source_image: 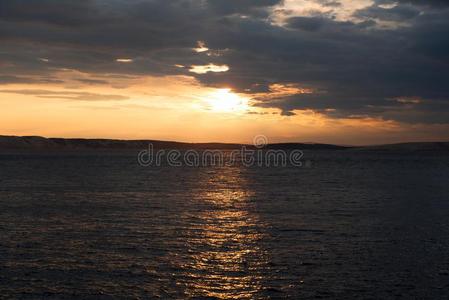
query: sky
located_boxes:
[0,0,448,145]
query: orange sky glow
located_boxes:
[1,69,447,145]
[1,0,449,145]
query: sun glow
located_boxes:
[205,89,249,113]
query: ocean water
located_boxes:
[0,150,448,299]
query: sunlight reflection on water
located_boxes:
[172,168,269,299]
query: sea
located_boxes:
[0,150,448,299]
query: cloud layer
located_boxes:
[1,0,448,123]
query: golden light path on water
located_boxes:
[170,167,269,299]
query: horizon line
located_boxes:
[1,134,449,148]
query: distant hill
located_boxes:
[354,142,449,152]
[0,135,240,150]
[266,143,347,150]
[0,136,447,152]
[0,135,348,151]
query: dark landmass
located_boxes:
[0,135,448,152]
[0,135,348,151]
[0,136,347,151]
[266,143,347,150]
[0,135,242,151]
[351,142,449,152]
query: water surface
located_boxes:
[0,151,448,299]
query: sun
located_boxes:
[205,88,249,113]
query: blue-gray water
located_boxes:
[0,151,448,299]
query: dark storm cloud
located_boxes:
[0,0,96,26]
[286,16,356,31]
[207,0,281,15]
[377,0,449,8]
[0,0,448,124]
[354,4,420,22]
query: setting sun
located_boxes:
[205,89,249,113]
